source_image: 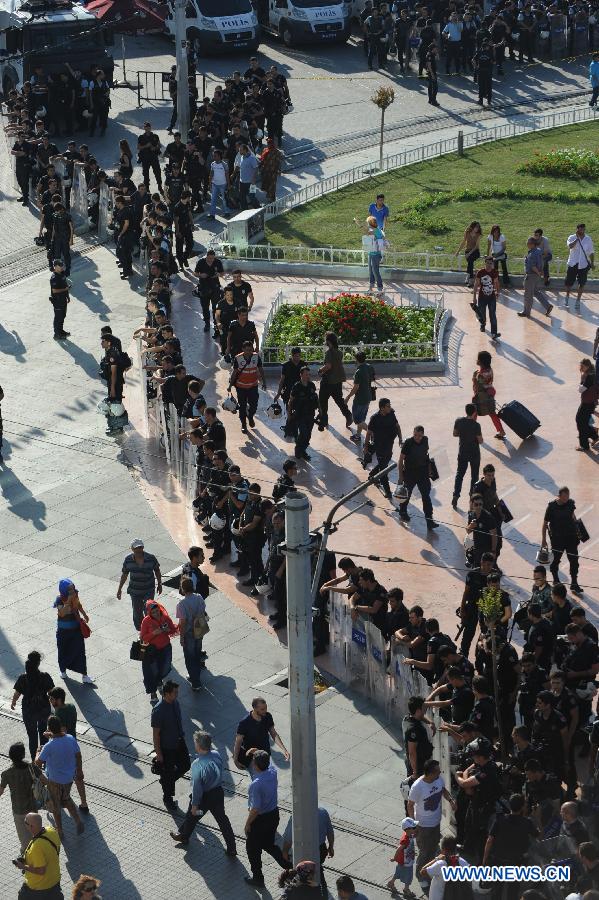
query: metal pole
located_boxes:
[121,33,127,84]
[174,0,190,139]
[310,462,396,602]
[284,491,320,879]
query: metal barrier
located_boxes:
[71,162,89,234]
[218,242,570,276]
[136,70,209,107]
[328,590,453,830]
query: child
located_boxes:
[388,816,418,897]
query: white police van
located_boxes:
[257,0,351,46]
[165,0,260,56]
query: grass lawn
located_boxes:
[266,122,599,256]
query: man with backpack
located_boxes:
[100,333,130,436]
[175,577,208,691]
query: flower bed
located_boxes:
[518,147,599,179]
[262,293,437,363]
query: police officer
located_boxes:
[288,366,319,462]
[532,690,568,784]
[195,250,224,336]
[397,426,438,530]
[472,463,505,561]
[518,652,550,730]
[473,39,494,107]
[49,258,70,340]
[458,552,495,658]
[542,486,582,595]
[229,341,267,435]
[402,696,434,778]
[456,740,502,861]
[273,347,305,438]
[50,202,74,276]
[174,189,194,270]
[113,195,133,279]
[363,398,402,499]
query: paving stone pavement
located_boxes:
[0,252,403,898]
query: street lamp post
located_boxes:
[174,0,190,140]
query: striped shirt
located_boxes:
[122,552,159,597]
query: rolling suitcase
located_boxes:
[497,400,540,439]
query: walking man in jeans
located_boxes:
[473,256,501,340]
[175,577,206,691]
[564,223,594,308]
[169,731,236,854]
[151,681,191,810]
[452,403,483,508]
[117,539,162,631]
[519,237,554,319]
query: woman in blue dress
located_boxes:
[54,579,94,683]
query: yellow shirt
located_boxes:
[24,826,61,890]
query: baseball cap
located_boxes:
[131,539,144,549]
[401,817,419,830]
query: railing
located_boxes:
[259,288,444,363]
[328,591,454,832]
[217,243,571,275]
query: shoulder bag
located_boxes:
[29,765,49,810]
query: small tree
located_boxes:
[477,585,508,766]
[371,85,395,171]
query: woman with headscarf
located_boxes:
[140,600,177,701]
[54,579,94,683]
[259,138,282,204]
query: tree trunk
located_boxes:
[379,108,385,170]
[489,622,508,768]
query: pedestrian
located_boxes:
[472,256,501,339]
[11,651,54,761]
[140,601,177,702]
[364,5,385,70]
[442,13,463,74]
[236,144,259,211]
[317,332,353,431]
[288,365,319,461]
[541,487,582,594]
[282,807,334,896]
[388,817,418,898]
[258,138,282,203]
[14,812,63,900]
[207,149,230,220]
[274,347,305,436]
[472,350,506,439]
[150,680,190,810]
[590,52,599,106]
[368,194,389,231]
[36,716,84,838]
[47,688,88,813]
[345,351,376,445]
[50,205,74,276]
[425,43,440,107]
[118,138,133,177]
[169,730,236,853]
[49,259,70,341]
[456,222,482,287]
[565,223,594,308]
[137,122,162,191]
[229,341,267,434]
[408,759,456,890]
[419,836,469,897]
[452,403,483,508]
[233,697,290,770]
[72,876,101,899]
[354,215,385,294]
[473,40,494,106]
[534,227,553,286]
[575,358,599,452]
[363,397,402,499]
[397,426,438,529]
[486,224,510,286]
[53,580,93,684]
[0,742,40,852]
[519,236,553,318]
[336,875,369,900]
[243,749,290,887]
[117,539,162,631]
[181,546,210,603]
[175,576,207,691]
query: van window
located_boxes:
[196,0,253,14]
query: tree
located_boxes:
[477,585,508,767]
[371,85,395,171]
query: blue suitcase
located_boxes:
[498,400,540,439]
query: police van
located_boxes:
[165,0,259,56]
[256,0,351,46]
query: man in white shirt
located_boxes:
[407,759,456,890]
[420,835,470,900]
[565,223,594,307]
[208,149,230,220]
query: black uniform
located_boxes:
[289,380,319,458]
[400,435,433,522]
[463,759,502,861]
[174,200,194,267]
[473,45,493,104]
[402,714,433,777]
[224,279,253,310]
[49,271,69,337]
[138,130,163,189]
[544,498,580,585]
[51,211,73,275]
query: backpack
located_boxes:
[119,351,133,371]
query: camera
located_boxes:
[12,857,25,867]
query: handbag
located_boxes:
[79,619,91,639]
[497,498,513,523]
[192,612,210,639]
[577,519,590,542]
[29,765,49,810]
[429,458,439,481]
[130,640,143,661]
